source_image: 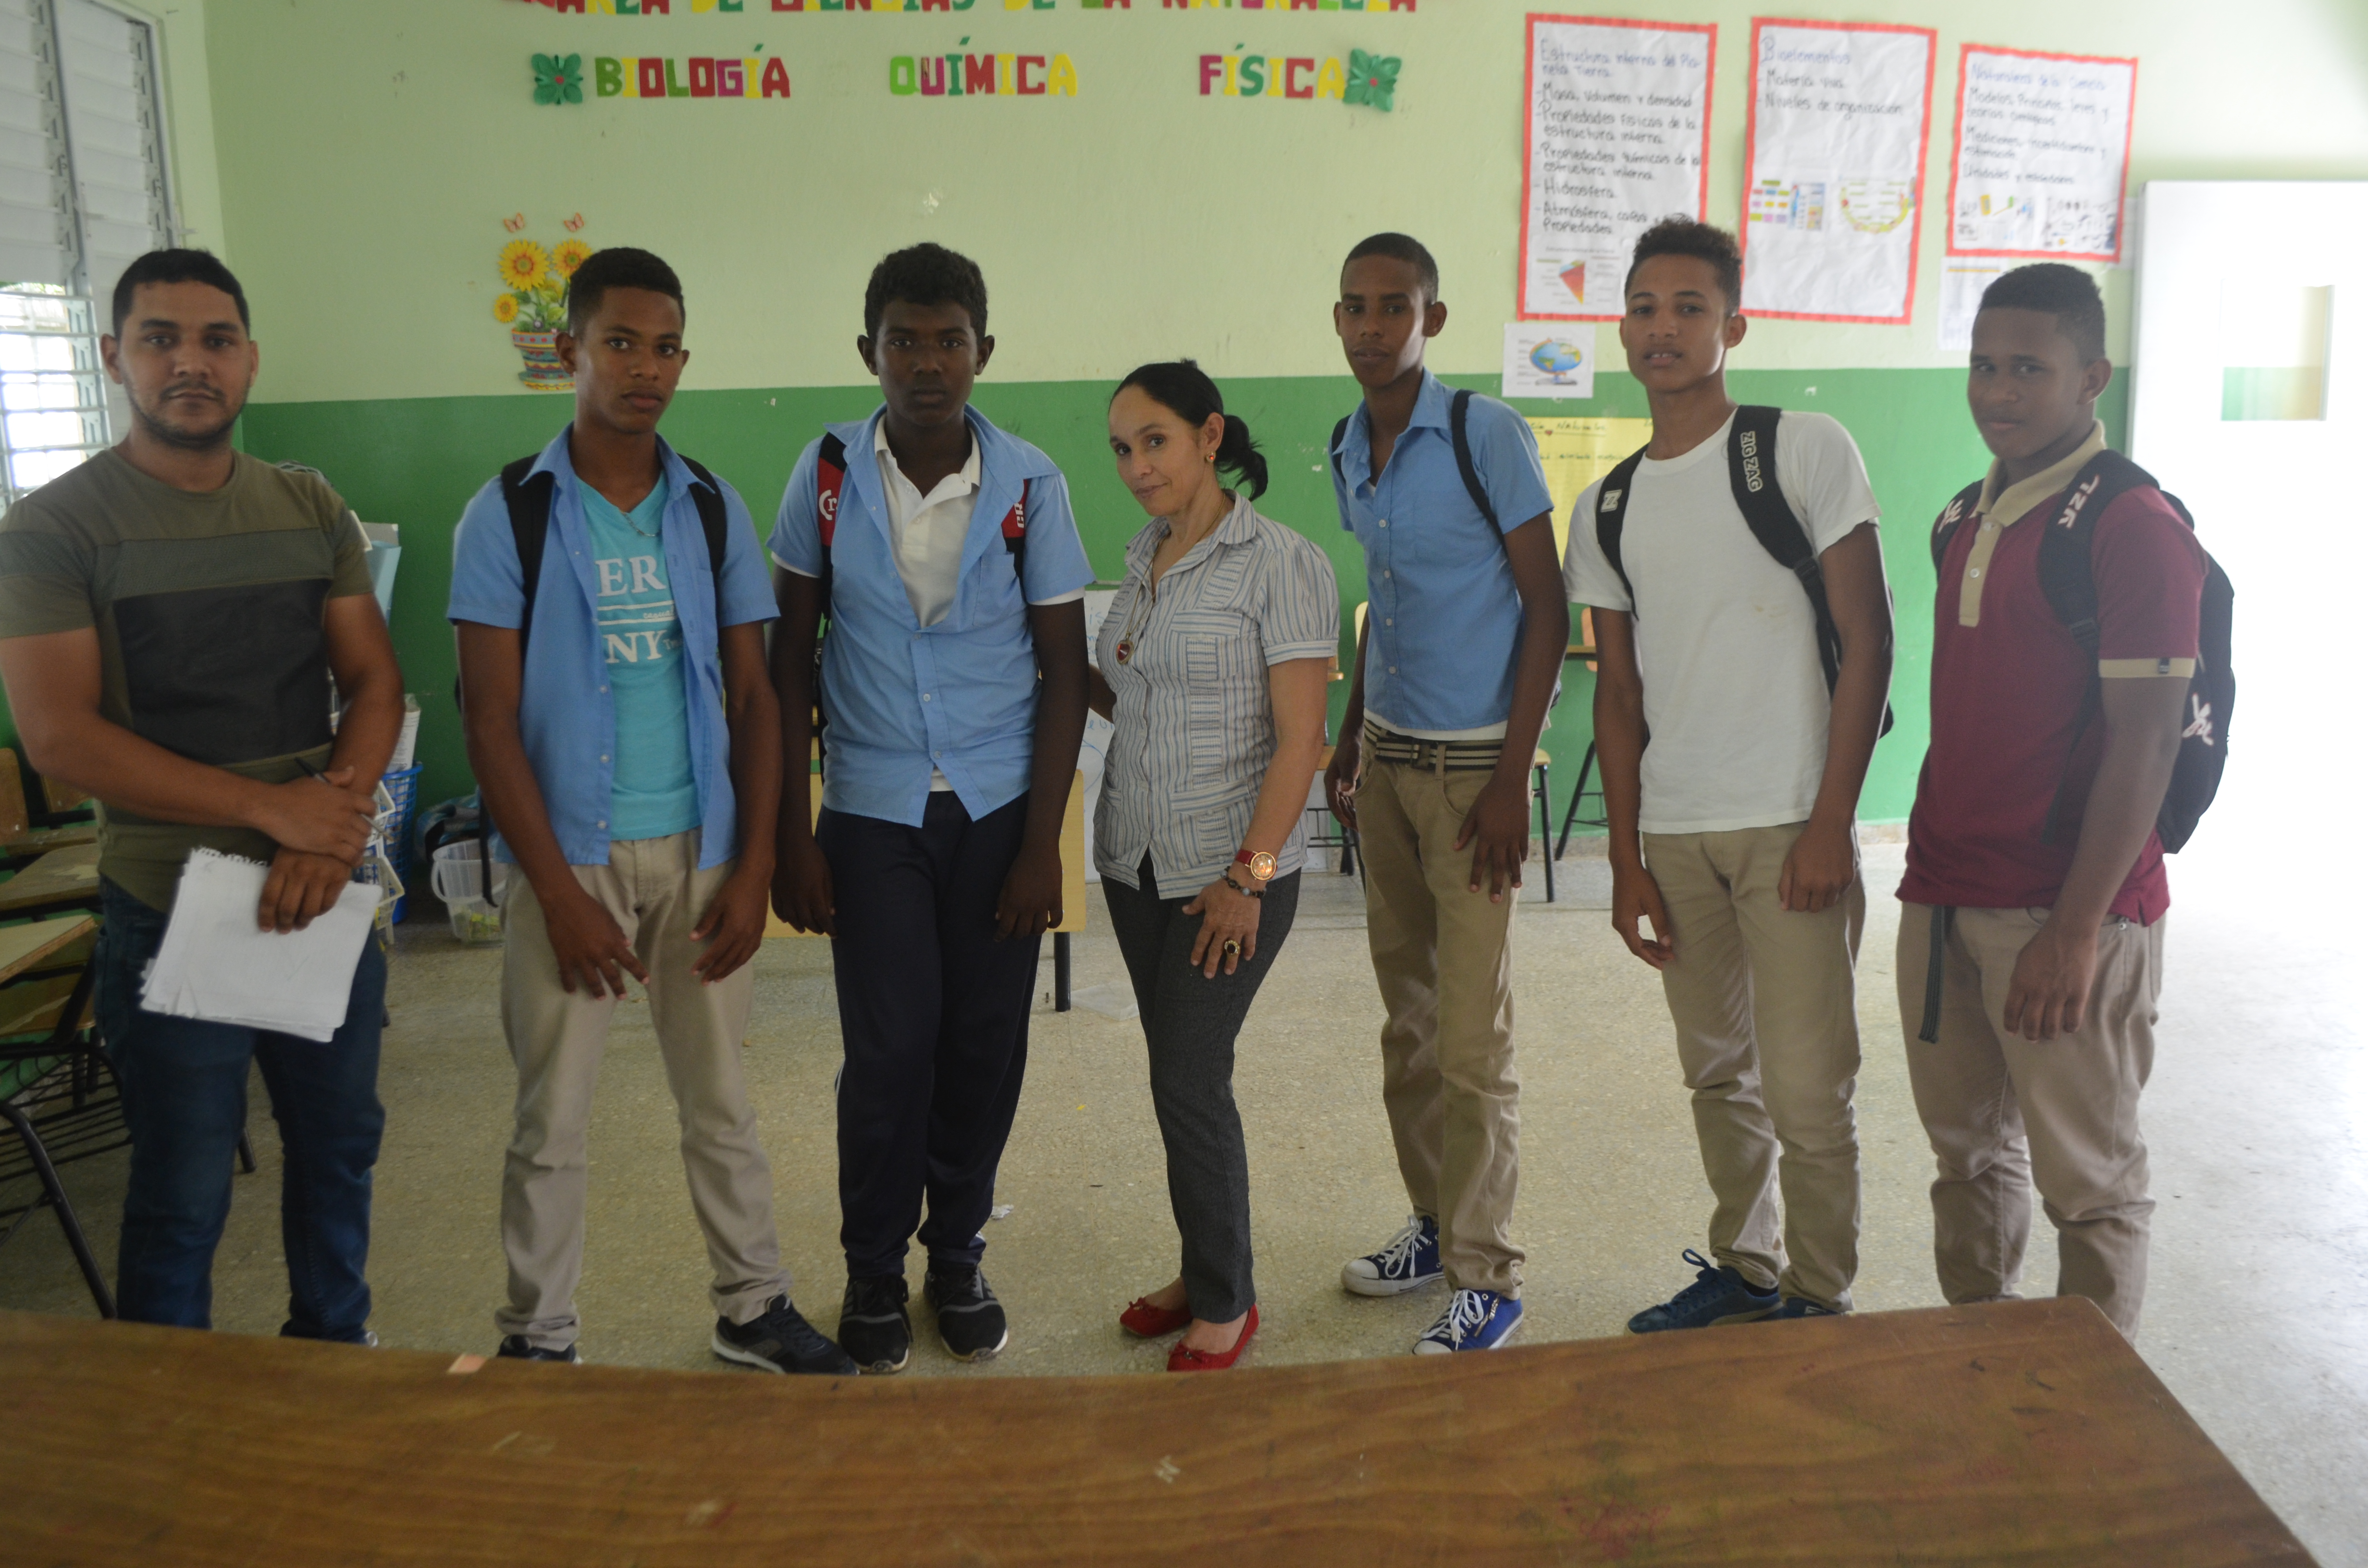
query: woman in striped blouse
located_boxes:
[1089,361,1339,1372]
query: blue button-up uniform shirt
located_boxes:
[447,428,777,870]
[770,405,1096,827]
[1330,372,1555,734]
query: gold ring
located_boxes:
[1222,939,1242,956]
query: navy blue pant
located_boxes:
[818,793,1037,1280]
[96,879,388,1338]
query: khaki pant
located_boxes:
[1357,760,1521,1296]
[496,830,787,1350]
[1644,824,1864,1311]
[1896,902,2160,1339]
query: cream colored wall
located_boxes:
[202,0,2368,404]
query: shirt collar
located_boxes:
[1332,368,1452,463]
[874,415,980,507]
[1976,420,2107,532]
[1404,368,1452,431]
[527,426,710,502]
[1122,492,1260,576]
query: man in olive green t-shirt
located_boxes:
[0,250,405,1338]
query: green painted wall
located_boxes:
[236,367,2128,827]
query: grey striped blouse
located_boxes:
[1094,493,1341,898]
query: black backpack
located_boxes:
[492,453,730,654]
[1330,387,1500,526]
[1930,448,2234,854]
[1592,405,1893,735]
[456,454,734,904]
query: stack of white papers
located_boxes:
[140,848,380,1042]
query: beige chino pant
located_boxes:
[495,830,789,1351]
[1644,823,1864,1311]
[1357,760,1522,1297]
[1896,902,2160,1339]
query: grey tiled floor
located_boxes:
[1,833,2356,1561]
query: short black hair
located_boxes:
[1978,263,2107,363]
[1343,233,1440,304]
[1625,217,1743,313]
[111,249,248,338]
[864,243,988,341]
[565,247,685,337]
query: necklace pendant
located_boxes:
[1114,639,1134,665]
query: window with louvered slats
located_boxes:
[0,0,172,505]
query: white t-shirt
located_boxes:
[1561,409,1880,835]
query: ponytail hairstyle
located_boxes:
[1113,359,1269,501]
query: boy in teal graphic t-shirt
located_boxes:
[450,247,852,1377]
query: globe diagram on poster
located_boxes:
[1528,339,1587,385]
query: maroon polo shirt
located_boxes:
[1900,435,2206,924]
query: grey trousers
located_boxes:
[1101,866,1300,1323]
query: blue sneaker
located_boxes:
[1772,1297,1844,1321]
[1341,1213,1443,1298]
[1413,1288,1523,1355]
[1626,1249,1780,1334]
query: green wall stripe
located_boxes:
[223,368,2124,831]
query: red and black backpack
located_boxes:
[1930,448,2235,855]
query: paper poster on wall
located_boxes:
[1947,45,2136,262]
[1519,15,1715,321]
[1740,19,1934,324]
[1528,416,1652,557]
[1504,323,1596,400]
[1936,260,2006,351]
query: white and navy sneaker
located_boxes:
[1412,1288,1523,1355]
[1341,1213,1443,1297]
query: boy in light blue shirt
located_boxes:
[769,244,1092,1374]
[1321,233,1569,1356]
[449,248,853,1377]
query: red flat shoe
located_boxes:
[1121,1297,1192,1338]
[1167,1305,1258,1372]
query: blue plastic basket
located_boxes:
[380,763,422,923]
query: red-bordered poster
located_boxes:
[1519,14,1716,321]
[1946,44,2137,262]
[1739,18,1936,324]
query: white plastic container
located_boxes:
[430,839,507,946]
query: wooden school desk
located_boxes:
[0,1297,2309,1566]
[0,843,102,921]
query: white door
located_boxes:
[2130,181,2368,830]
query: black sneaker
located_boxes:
[925,1262,1009,1362]
[839,1274,913,1374]
[713,1294,860,1376]
[495,1334,580,1363]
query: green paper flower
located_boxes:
[532,53,584,107]
[1344,49,1399,112]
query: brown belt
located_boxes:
[1362,721,1504,773]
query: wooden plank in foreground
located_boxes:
[0,1298,2311,1566]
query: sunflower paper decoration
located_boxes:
[493,220,581,390]
[1344,50,1400,112]
[499,239,550,290]
[533,54,584,107]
